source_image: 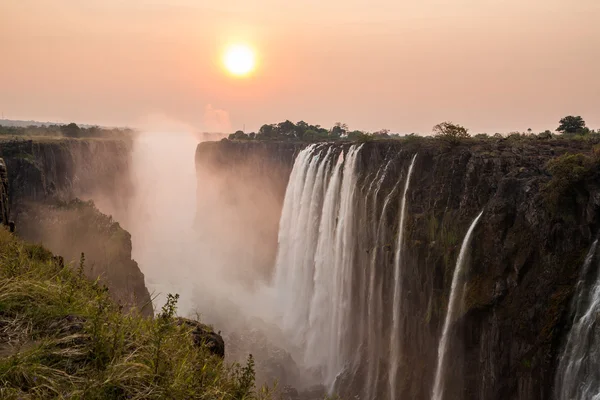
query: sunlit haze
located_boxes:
[223,44,256,77]
[1,0,599,132]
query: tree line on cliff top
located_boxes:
[228,115,597,143]
[0,123,135,139]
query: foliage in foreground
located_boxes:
[0,228,268,400]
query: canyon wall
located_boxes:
[0,138,152,316]
[0,158,9,226]
[195,137,600,400]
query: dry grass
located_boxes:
[0,228,272,399]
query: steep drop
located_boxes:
[555,239,600,400]
[389,153,417,400]
[273,144,362,389]
[432,210,484,400]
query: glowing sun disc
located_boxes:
[223,45,256,76]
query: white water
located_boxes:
[364,159,396,400]
[431,210,484,400]
[389,153,418,400]
[555,239,600,400]
[273,144,362,388]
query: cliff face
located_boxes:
[0,138,152,316]
[0,158,9,225]
[195,140,305,283]
[0,138,133,214]
[196,138,600,400]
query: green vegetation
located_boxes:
[0,228,270,399]
[227,115,598,144]
[0,123,135,139]
[557,116,588,135]
[227,120,396,142]
[432,121,470,144]
[544,151,600,211]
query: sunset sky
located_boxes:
[1,0,599,134]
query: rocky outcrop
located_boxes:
[0,138,152,316]
[225,328,303,388]
[0,138,133,215]
[0,158,9,225]
[177,318,225,358]
[196,137,600,400]
[15,199,153,317]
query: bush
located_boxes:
[543,153,597,211]
[433,121,470,144]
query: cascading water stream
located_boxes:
[389,153,417,400]
[555,239,600,400]
[431,210,484,400]
[364,159,397,400]
[273,144,362,388]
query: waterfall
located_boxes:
[389,153,418,400]
[555,239,600,400]
[431,210,484,400]
[273,144,362,388]
[364,159,397,400]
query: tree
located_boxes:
[228,130,248,140]
[61,122,81,138]
[373,129,390,137]
[433,121,470,143]
[331,122,348,138]
[557,116,587,134]
[257,124,275,139]
[276,120,296,138]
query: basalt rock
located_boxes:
[176,318,225,358]
[0,158,9,226]
[0,138,152,316]
[196,137,600,400]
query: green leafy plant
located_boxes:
[433,121,470,144]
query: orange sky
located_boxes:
[1,0,599,133]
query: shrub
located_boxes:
[433,121,470,144]
[0,228,268,399]
[543,153,597,211]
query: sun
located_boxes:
[223,44,256,77]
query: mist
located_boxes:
[99,130,313,388]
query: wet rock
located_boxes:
[176,318,225,358]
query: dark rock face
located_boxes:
[197,138,600,400]
[16,199,154,317]
[0,158,9,225]
[0,139,152,316]
[176,318,225,358]
[0,138,133,214]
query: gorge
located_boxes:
[194,137,600,399]
[2,133,600,399]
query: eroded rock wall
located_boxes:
[0,138,152,316]
[196,138,600,400]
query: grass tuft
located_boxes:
[0,228,272,399]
